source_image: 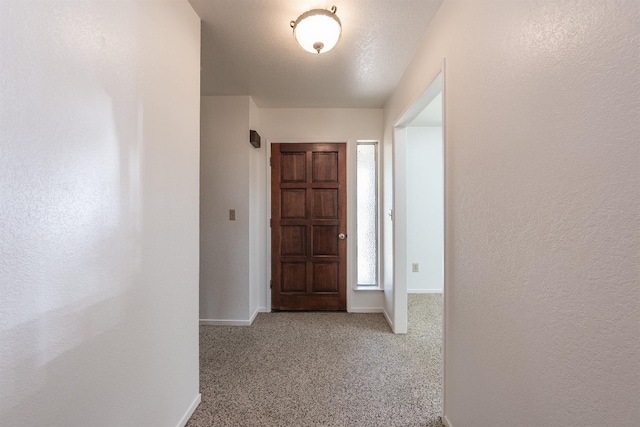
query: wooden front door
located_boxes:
[271,143,347,310]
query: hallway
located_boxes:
[188,295,443,426]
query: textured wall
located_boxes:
[200,96,255,322]
[385,0,640,425]
[249,98,266,316]
[0,1,201,425]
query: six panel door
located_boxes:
[271,143,347,310]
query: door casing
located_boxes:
[266,139,361,313]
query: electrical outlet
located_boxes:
[412,263,419,272]
[229,209,236,220]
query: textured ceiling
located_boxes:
[188,0,443,108]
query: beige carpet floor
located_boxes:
[187,294,443,426]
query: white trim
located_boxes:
[348,307,384,313]
[200,307,268,327]
[250,307,269,323]
[176,393,201,427]
[392,126,409,334]
[394,73,443,128]
[441,58,449,420]
[356,139,383,291]
[265,142,272,312]
[346,138,357,312]
[200,319,253,326]
[407,289,443,294]
[354,286,384,292]
[443,415,453,427]
[382,308,394,331]
[392,70,444,335]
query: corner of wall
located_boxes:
[176,394,201,427]
[382,308,394,331]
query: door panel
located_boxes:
[312,263,339,292]
[282,263,306,292]
[280,226,306,255]
[312,152,338,182]
[271,143,347,311]
[313,189,338,219]
[281,190,306,218]
[312,226,338,255]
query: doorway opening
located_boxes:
[393,69,444,332]
[405,93,444,292]
[392,64,446,415]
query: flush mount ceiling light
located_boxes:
[290,5,342,54]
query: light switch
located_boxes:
[229,209,236,220]
[412,263,419,272]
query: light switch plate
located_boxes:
[412,263,419,272]
[229,209,236,220]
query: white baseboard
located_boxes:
[382,309,393,331]
[201,307,269,327]
[348,307,384,313]
[443,414,453,427]
[408,289,443,294]
[200,318,253,326]
[249,307,269,323]
[249,309,259,324]
[176,393,201,427]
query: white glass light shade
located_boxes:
[291,7,342,54]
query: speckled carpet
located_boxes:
[187,294,443,427]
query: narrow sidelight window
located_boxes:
[356,141,378,287]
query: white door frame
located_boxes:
[393,64,445,332]
[392,59,448,417]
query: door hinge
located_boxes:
[270,218,272,227]
[269,157,272,166]
[270,280,272,289]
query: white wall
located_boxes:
[0,1,201,426]
[201,106,383,319]
[382,122,395,325]
[249,99,267,317]
[391,127,408,332]
[200,96,266,324]
[406,127,443,293]
[259,108,386,313]
[385,0,640,425]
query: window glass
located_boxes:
[356,143,378,286]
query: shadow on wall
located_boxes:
[1,291,133,425]
[0,1,165,423]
